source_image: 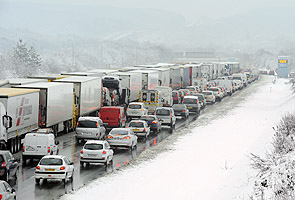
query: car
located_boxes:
[182,96,201,114]
[0,151,18,182]
[126,102,148,120]
[202,91,216,104]
[172,104,189,119]
[0,180,16,200]
[179,89,190,96]
[155,107,176,129]
[192,93,207,109]
[80,140,113,167]
[35,155,74,184]
[185,86,200,95]
[75,117,106,142]
[99,106,127,128]
[177,90,185,102]
[106,128,137,149]
[208,87,223,101]
[172,91,181,104]
[139,115,162,133]
[127,120,150,139]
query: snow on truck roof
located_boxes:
[53,76,101,83]
[28,74,71,80]
[8,78,46,85]
[0,88,40,97]
[13,82,73,89]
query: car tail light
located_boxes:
[0,194,2,200]
[211,95,214,98]
[176,93,178,96]
[48,147,50,153]
[152,121,157,124]
[22,146,25,152]
[218,91,220,94]
[81,150,83,154]
[60,166,66,170]
[141,108,144,111]
[102,151,106,154]
[107,135,113,139]
[181,110,186,112]
[123,136,130,139]
[1,162,6,168]
[96,122,99,127]
[118,113,120,118]
[99,112,101,118]
[194,91,196,93]
[36,166,40,170]
[77,122,79,126]
[96,133,98,136]
[143,128,146,132]
[202,100,204,102]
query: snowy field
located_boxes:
[61,76,295,200]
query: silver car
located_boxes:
[155,107,176,128]
[75,117,106,142]
[183,96,201,114]
[106,128,137,149]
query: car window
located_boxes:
[98,120,103,126]
[63,157,70,165]
[183,98,198,104]
[172,104,185,109]
[140,116,155,121]
[110,129,129,135]
[156,109,170,116]
[129,122,144,127]
[84,143,103,150]
[77,120,97,128]
[105,143,111,149]
[40,158,63,165]
[129,104,141,109]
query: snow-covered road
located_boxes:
[62,76,295,200]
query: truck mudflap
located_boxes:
[0,140,7,150]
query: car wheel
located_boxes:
[35,178,40,184]
[80,161,84,167]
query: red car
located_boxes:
[172,91,181,104]
[99,106,126,128]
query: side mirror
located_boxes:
[11,188,15,193]
[69,161,74,165]
[55,141,59,145]
[103,123,108,126]
[3,115,12,129]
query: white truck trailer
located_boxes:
[0,88,40,153]
[54,76,103,117]
[8,78,47,86]
[132,70,159,90]
[147,68,170,87]
[14,82,74,134]
[109,71,142,103]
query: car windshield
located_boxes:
[140,116,155,121]
[232,77,241,80]
[110,129,129,135]
[40,158,63,165]
[183,98,197,104]
[172,104,185,109]
[77,120,97,128]
[84,144,103,150]
[156,109,170,116]
[195,95,204,100]
[129,122,144,127]
[129,104,141,109]
[186,87,195,91]
[209,88,219,91]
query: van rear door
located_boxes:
[36,135,48,155]
[101,108,119,127]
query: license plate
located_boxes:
[26,146,35,151]
[87,154,97,157]
[133,129,140,131]
[45,169,55,171]
[83,132,91,135]
[188,107,192,109]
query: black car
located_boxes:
[0,151,18,182]
[172,104,189,119]
[139,115,162,133]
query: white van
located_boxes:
[22,132,59,164]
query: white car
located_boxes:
[106,128,138,149]
[126,102,148,120]
[80,140,113,167]
[202,91,216,103]
[208,87,223,101]
[127,120,150,138]
[0,180,16,200]
[35,155,74,184]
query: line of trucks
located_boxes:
[0,61,247,154]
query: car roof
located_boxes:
[85,140,105,144]
[129,102,144,105]
[129,120,146,123]
[184,96,198,99]
[156,107,172,110]
[78,116,100,121]
[41,155,65,159]
[140,115,156,118]
[111,128,130,131]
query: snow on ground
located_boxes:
[62,76,295,200]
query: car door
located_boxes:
[98,119,106,137]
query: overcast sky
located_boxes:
[3,0,295,21]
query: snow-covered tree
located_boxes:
[12,39,42,77]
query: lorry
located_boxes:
[61,71,103,77]
[132,70,159,90]
[109,71,142,103]
[147,68,170,87]
[165,66,182,90]
[8,78,47,86]
[0,88,40,153]
[14,82,74,135]
[102,75,121,106]
[54,76,103,118]
[28,74,71,82]
[180,65,193,87]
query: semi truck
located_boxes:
[0,88,40,153]
[14,82,74,135]
[8,78,47,86]
[109,71,142,103]
[148,68,170,87]
[54,76,103,118]
[132,70,159,90]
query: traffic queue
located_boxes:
[0,62,259,198]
